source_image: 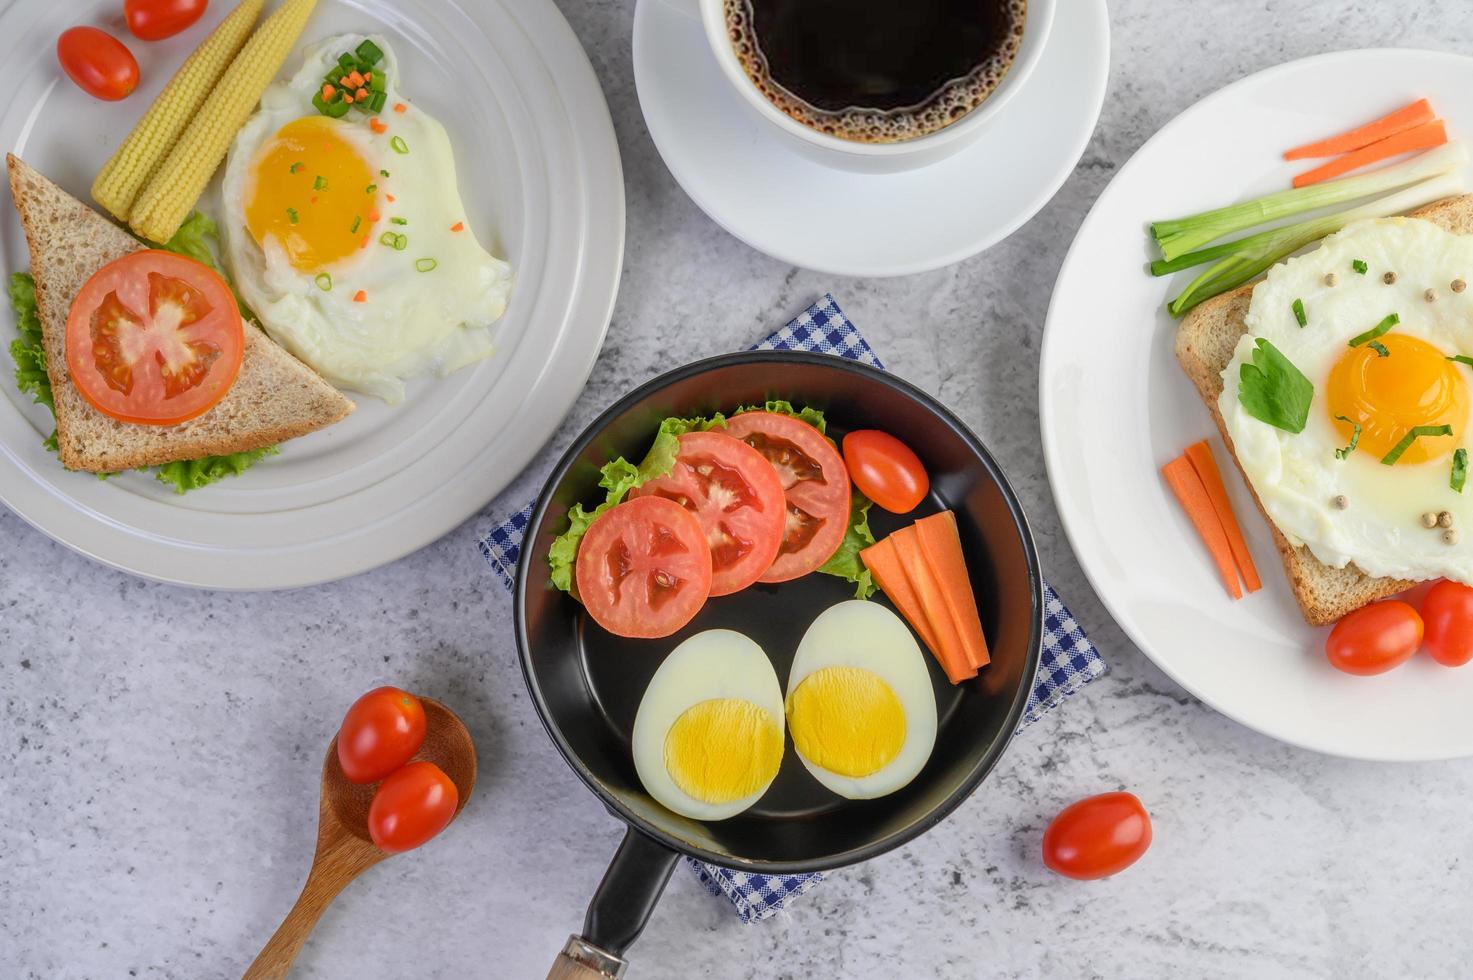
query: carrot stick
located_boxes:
[1183,440,1262,593]
[1284,98,1435,160]
[913,511,991,670]
[861,536,942,655]
[1162,455,1242,600]
[892,526,976,683]
[1292,119,1447,188]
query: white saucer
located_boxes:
[632,0,1109,277]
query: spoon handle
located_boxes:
[243,836,380,980]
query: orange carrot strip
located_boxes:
[393,102,407,114]
[893,526,976,683]
[862,537,941,655]
[913,511,991,669]
[450,221,464,232]
[369,117,388,134]
[342,93,355,104]
[321,83,335,100]
[1284,99,1435,160]
[368,209,380,222]
[353,290,367,303]
[1292,119,1447,188]
[385,193,396,203]
[1163,455,1242,599]
[1184,440,1262,593]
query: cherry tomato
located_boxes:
[125,0,209,41]
[56,27,139,102]
[368,761,459,853]
[630,431,787,596]
[722,412,851,582]
[336,687,427,784]
[576,496,712,638]
[841,430,929,514]
[1042,792,1152,880]
[65,251,242,424]
[1420,581,1473,667]
[1325,600,1423,676]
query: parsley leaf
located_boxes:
[1238,338,1313,434]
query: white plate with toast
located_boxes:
[0,0,623,589]
[1041,48,1473,761]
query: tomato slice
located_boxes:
[576,495,713,638]
[721,412,851,583]
[65,250,243,425]
[630,431,787,596]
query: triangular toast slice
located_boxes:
[6,154,354,473]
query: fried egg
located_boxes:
[221,34,512,403]
[631,630,785,822]
[785,601,937,800]
[1221,217,1473,583]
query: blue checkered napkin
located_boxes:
[477,295,1106,923]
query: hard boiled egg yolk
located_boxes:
[1328,333,1469,464]
[663,699,783,805]
[245,116,378,272]
[786,666,905,778]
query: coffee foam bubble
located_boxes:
[724,0,1027,144]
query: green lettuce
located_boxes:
[732,399,827,434]
[153,211,256,320]
[817,491,877,599]
[155,447,280,494]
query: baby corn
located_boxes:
[92,0,264,222]
[129,0,317,243]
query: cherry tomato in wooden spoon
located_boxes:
[841,430,929,514]
[1042,792,1152,880]
[1325,600,1423,676]
[336,687,427,784]
[1420,581,1473,667]
[125,0,209,41]
[368,761,459,853]
[56,27,138,101]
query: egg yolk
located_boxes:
[1328,333,1469,463]
[663,699,783,805]
[785,666,906,778]
[245,116,379,272]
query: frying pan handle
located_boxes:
[546,827,679,979]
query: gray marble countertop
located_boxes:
[8,1,1473,977]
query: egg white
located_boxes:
[631,630,786,822]
[220,34,513,403]
[1220,217,1473,584]
[786,601,938,800]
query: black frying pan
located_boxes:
[515,352,1042,979]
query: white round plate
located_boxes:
[0,0,623,589]
[1041,49,1473,761]
[631,0,1109,278]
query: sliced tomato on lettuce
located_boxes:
[575,495,713,638]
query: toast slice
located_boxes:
[1175,194,1473,626]
[6,154,354,473]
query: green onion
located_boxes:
[355,39,384,64]
[1368,341,1391,357]
[315,273,332,291]
[394,234,407,251]
[1382,424,1453,465]
[1292,298,1307,327]
[1349,312,1399,348]
[1454,448,1469,493]
[289,161,304,174]
[415,257,437,272]
[1449,354,1473,369]
[390,217,407,225]
[1163,173,1465,316]
[286,207,298,224]
[313,175,327,191]
[380,169,390,178]
[390,136,408,154]
[379,231,397,247]
[311,91,350,118]
[368,91,387,113]
[365,184,377,195]
[1148,143,1468,261]
[1353,259,1368,274]
[1334,416,1361,460]
[338,52,357,69]
[350,215,361,234]
[369,72,386,93]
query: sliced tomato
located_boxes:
[630,431,787,596]
[576,495,713,638]
[721,412,851,583]
[65,250,243,425]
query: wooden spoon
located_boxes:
[243,697,477,979]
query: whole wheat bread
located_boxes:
[6,154,354,473]
[1175,194,1473,625]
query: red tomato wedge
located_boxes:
[575,495,713,638]
[65,250,243,425]
[721,412,851,583]
[630,431,786,596]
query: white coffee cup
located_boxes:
[694,0,1057,174]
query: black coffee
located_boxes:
[725,0,1027,143]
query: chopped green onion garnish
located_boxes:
[350,215,361,234]
[390,136,408,154]
[379,232,409,250]
[415,257,437,272]
[380,169,390,178]
[1449,354,1473,369]
[1381,424,1453,466]
[313,175,327,191]
[369,72,386,93]
[368,91,387,113]
[1454,448,1469,493]
[286,207,299,224]
[1353,259,1368,274]
[315,273,332,291]
[1349,312,1399,348]
[289,161,303,174]
[379,231,398,247]
[355,39,384,65]
[1334,416,1361,460]
[390,217,407,225]
[338,53,357,70]
[1292,298,1307,327]
[365,184,377,194]
[1369,341,1390,357]
[394,234,407,251]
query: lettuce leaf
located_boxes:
[155,447,280,494]
[732,400,827,434]
[817,491,876,599]
[153,212,256,320]
[9,273,52,414]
